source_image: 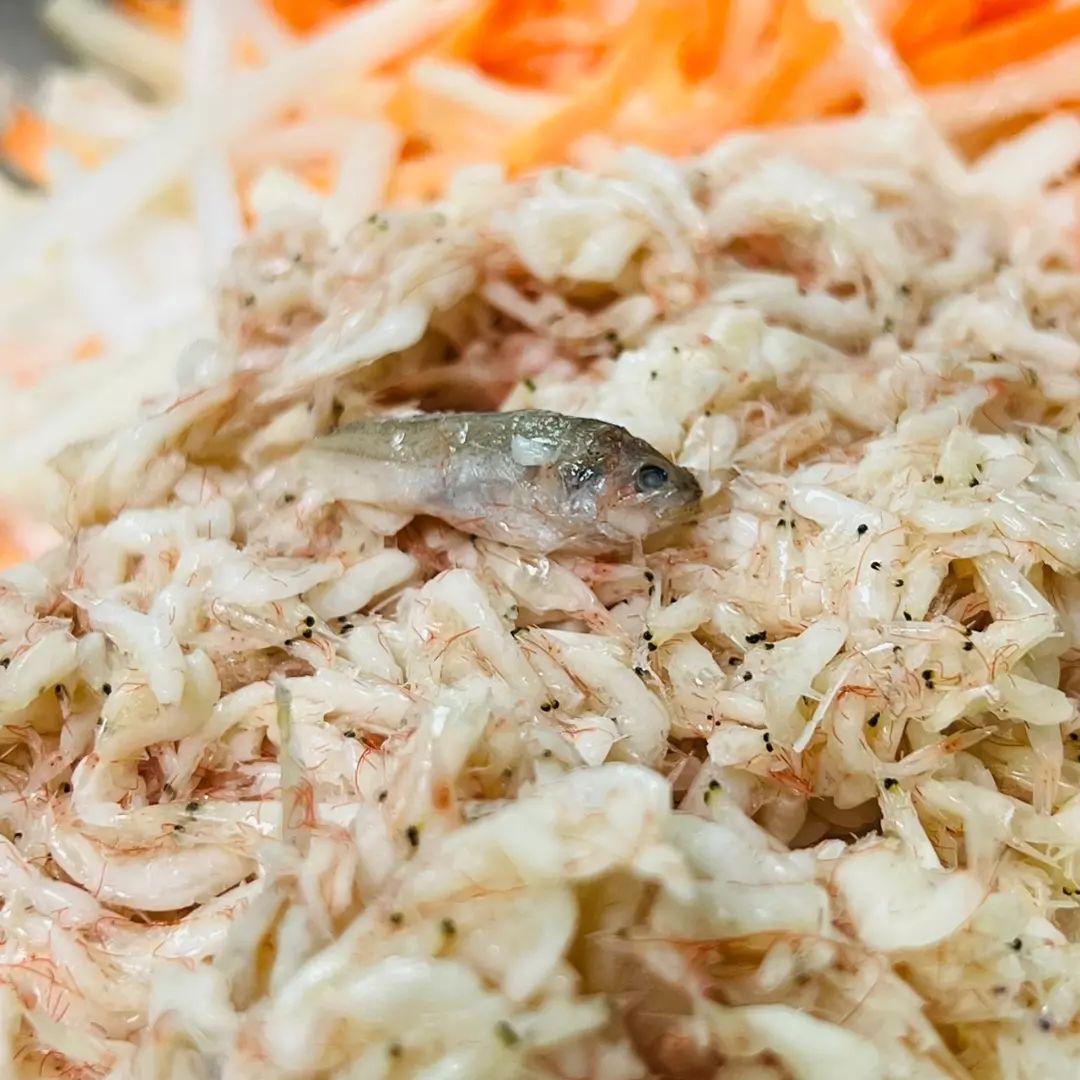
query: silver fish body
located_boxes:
[297,410,701,552]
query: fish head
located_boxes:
[561,423,702,544]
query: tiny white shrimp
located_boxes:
[0,835,106,930]
[47,819,258,912]
[96,879,263,968]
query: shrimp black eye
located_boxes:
[636,464,669,492]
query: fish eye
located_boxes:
[636,463,669,493]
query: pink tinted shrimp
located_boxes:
[46,817,258,912]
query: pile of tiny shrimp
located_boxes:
[7,114,1080,1079]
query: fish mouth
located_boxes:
[603,492,700,543]
[660,475,704,524]
[648,488,708,537]
[676,468,704,508]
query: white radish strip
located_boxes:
[237,118,377,166]
[927,40,1080,134]
[325,123,404,241]
[66,246,144,352]
[224,0,292,59]
[185,0,243,283]
[43,0,183,97]
[970,114,1080,206]
[811,0,969,193]
[409,58,564,124]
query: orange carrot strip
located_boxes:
[678,0,731,80]
[908,3,1080,85]
[892,0,979,55]
[737,0,839,126]
[268,0,364,35]
[119,0,184,34]
[0,107,54,185]
[436,0,499,60]
[266,0,320,34]
[500,1,688,172]
[465,5,616,87]
[74,0,1080,236]
[973,0,1050,24]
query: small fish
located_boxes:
[297,410,701,552]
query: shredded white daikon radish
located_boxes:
[43,0,184,97]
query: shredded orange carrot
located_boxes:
[892,0,980,55]
[678,0,730,81]
[119,0,184,33]
[1,104,106,184]
[466,3,617,88]
[908,3,1080,86]
[737,0,840,126]
[96,0,1080,200]
[1,107,55,185]
[268,0,366,34]
[436,0,504,66]
[501,0,694,172]
[972,0,1049,24]
[0,0,1054,238]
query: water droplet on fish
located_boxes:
[522,557,550,581]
